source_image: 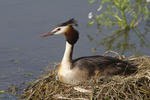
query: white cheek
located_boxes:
[53,26,67,35]
[54,29,64,35]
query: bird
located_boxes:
[40,18,137,84]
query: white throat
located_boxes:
[61,41,74,69]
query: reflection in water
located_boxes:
[0,0,93,99]
[88,0,150,55]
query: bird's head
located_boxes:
[41,18,79,44]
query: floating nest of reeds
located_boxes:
[20,56,150,100]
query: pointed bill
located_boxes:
[40,31,54,38]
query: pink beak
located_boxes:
[40,31,54,38]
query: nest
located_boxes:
[20,56,150,100]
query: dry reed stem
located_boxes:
[20,56,150,100]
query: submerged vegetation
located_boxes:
[87,0,150,54]
[20,56,150,100]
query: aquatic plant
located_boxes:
[88,0,150,54]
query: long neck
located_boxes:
[61,41,74,66]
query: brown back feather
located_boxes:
[72,55,137,76]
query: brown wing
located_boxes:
[72,55,136,76]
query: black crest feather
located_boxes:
[57,18,78,27]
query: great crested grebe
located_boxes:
[40,18,136,84]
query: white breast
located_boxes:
[58,63,82,84]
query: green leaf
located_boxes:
[88,0,150,54]
[0,90,5,95]
[88,0,96,4]
[87,21,94,27]
[101,0,111,5]
[87,34,94,41]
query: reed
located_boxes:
[20,56,150,100]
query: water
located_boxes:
[0,0,149,99]
[0,0,98,99]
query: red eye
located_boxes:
[57,28,61,31]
